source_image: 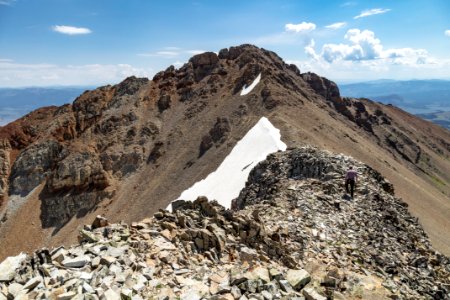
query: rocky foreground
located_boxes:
[0,147,449,299]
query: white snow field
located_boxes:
[168,117,287,210]
[240,73,261,96]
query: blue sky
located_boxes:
[0,0,449,87]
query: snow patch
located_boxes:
[240,73,261,96]
[168,117,286,210]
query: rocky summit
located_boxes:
[1,147,448,299]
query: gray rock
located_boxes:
[23,276,41,291]
[286,269,311,290]
[302,287,326,300]
[7,282,23,297]
[278,280,294,293]
[57,291,77,300]
[231,285,242,299]
[240,247,258,262]
[62,255,91,268]
[102,288,121,300]
[261,290,273,300]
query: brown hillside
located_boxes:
[0,44,449,259]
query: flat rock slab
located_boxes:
[62,255,91,268]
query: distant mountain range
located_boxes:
[0,87,91,125]
[339,79,450,129]
[339,79,450,111]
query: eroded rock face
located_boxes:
[9,140,63,196]
[47,151,110,193]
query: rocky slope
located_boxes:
[0,148,448,299]
[0,44,449,259]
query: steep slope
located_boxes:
[0,44,449,259]
[1,148,448,299]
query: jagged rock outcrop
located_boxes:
[0,148,448,299]
[190,52,220,82]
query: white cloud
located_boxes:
[354,8,391,19]
[157,51,178,56]
[0,58,13,63]
[307,29,430,66]
[289,57,450,82]
[445,30,450,37]
[304,39,319,60]
[318,29,382,62]
[296,28,449,81]
[185,50,206,55]
[52,25,92,35]
[325,22,347,30]
[0,61,151,87]
[138,48,206,58]
[285,22,316,33]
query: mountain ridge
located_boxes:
[0,44,449,260]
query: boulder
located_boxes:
[286,269,311,290]
[0,253,27,282]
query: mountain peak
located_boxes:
[0,44,449,262]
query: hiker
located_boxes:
[345,166,358,198]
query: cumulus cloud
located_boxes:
[354,8,391,19]
[306,28,431,67]
[0,61,151,87]
[52,25,92,35]
[288,55,450,83]
[325,22,347,30]
[304,39,319,60]
[285,22,316,33]
[445,30,450,37]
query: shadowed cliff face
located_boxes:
[0,44,449,258]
